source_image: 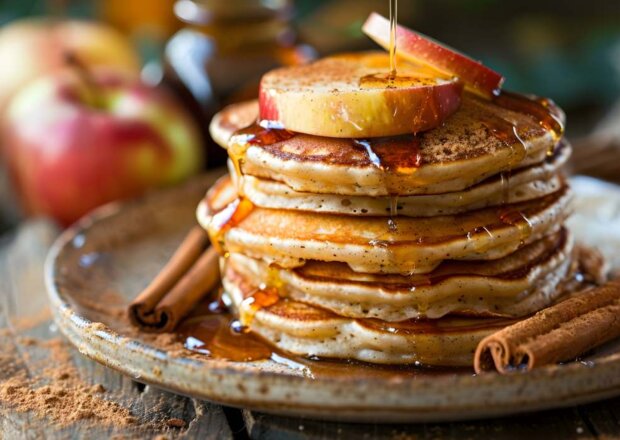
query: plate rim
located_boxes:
[44,179,620,423]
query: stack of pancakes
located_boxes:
[198,92,576,367]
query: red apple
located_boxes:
[0,18,140,115]
[2,69,203,226]
[259,52,463,138]
[362,12,504,98]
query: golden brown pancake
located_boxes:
[210,95,562,196]
[234,143,570,217]
[227,228,574,321]
[222,263,518,366]
[199,177,572,274]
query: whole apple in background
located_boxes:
[0,18,140,116]
[2,68,204,226]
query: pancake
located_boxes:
[226,228,574,321]
[210,99,258,148]
[210,95,563,196]
[210,100,257,149]
[222,263,517,366]
[199,177,573,274]
[235,143,570,217]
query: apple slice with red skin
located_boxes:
[362,12,504,98]
[258,52,463,138]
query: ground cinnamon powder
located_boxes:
[0,335,136,429]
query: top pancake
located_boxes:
[210,95,562,196]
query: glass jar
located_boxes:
[164,0,315,167]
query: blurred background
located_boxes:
[0,0,619,234]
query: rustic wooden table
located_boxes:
[1,220,620,439]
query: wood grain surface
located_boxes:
[1,221,620,439]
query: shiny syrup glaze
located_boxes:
[473,96,529,206]
[238,286,280,327]
[207,124,297,328]
[228,121,296,197]
[495,91,564,144]
[178,298,273,362]
[359,72,438,89]
[207,197,254,255]
[208,212,282,328]
[358,316,517,336]
[351,136,423,172]
[208,121,296,254]
[236,263,287,327]
[462,90,563,249]
[479,90,564,206]
[497,205,534,243]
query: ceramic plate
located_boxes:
[45,173,620,423]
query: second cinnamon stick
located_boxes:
[474,280,620,374]
[129,226,217,332]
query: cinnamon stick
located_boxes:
[129,227,219,332]
[474,280,620,374]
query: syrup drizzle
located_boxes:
[495,92,564,139]
[208,121,295,319]
[239,264,285,327]
[475,101,529,167]
[207,197,254,255]
[358,0,401,89]
[494,91,565,158]
[388,196,399,232]
[239,286,280,327]
[500,170,511,205]
[466,225,495,254]
[358,1,439,92]
[210,121,294,254]
[465,90,563,255]
[359,73,437,89]
[352,136,423,172]
[389,0,398,77]
[353,138,383,169]
[228,121,295,196]
[497,207,533,244]
[351,135,422,235]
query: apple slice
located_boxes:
[362,12,504,98]
[258,52,463,138]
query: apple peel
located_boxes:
[363,12,504,98]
